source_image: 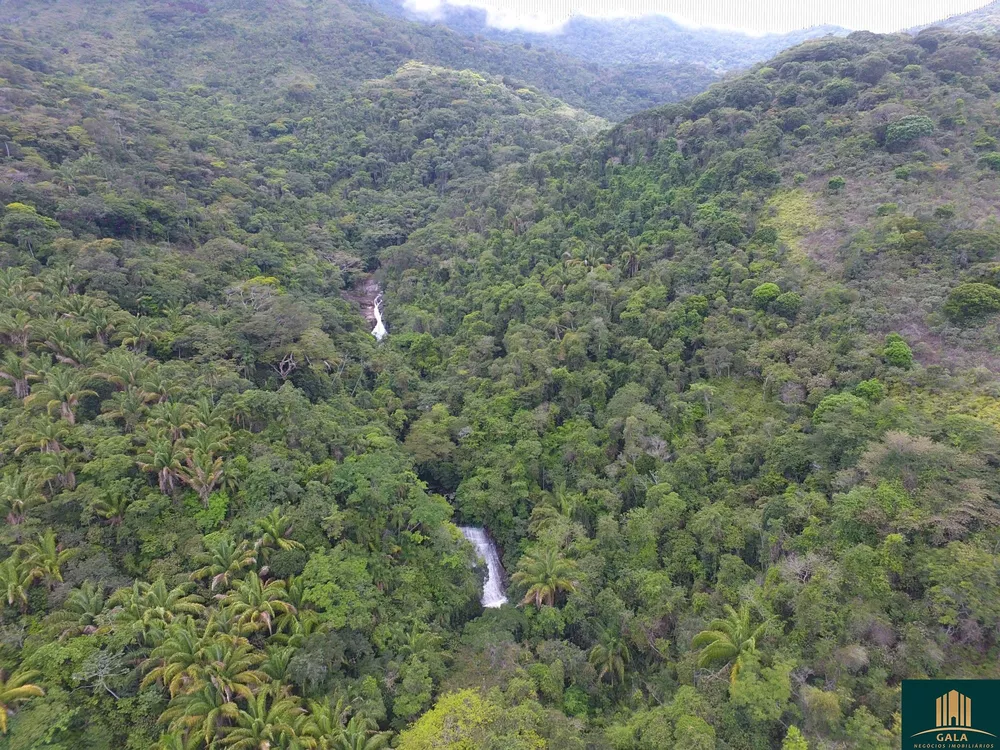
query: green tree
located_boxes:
[944,282,1000,322]
[588,627,632,686]
[0,668,45,734]
[691,603,772,682]
[781,725,809,750]
[751,283,781,309]
[0,203,60,255]
[882,333,913,368]
[512,547,580,607]
[24,368,97,424]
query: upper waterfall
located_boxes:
[372,292,387,341]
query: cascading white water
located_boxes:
[459,526,508,608]
[371,293,387,341]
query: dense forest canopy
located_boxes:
[0,1,998,749]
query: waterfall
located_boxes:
[459,526,508,608]
[372,293,387,341]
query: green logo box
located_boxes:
[903,680,999,750]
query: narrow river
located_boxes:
[459,526,508,608]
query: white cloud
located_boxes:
[403,0,995,35]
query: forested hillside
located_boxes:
[0,2,999,749]
[0,0,715,122]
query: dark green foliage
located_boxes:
[752,282,782,308]
[978,151,1000,170]
[944,282,1000,321]
[773,291,803,317]
[823,78,856,105]
[884,115,935,150]
[853,379,886,402]
[882,334,914,368]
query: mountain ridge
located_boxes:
[381,0,850,72]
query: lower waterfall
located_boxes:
[459,526,508,608]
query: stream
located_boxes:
[459,526,508,608]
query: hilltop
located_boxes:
[915,0,1000,34]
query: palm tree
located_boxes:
[619,237,644,278]
[152,731,196,750]
[196,637,268,704]
[254,508,304,562]
[38,264,78,296]
[184,426,232,457]
[142,619,208,698]
[47,336,100,368]
[139,369,178,404]
[37,450,78,491]
[41,315,86,351]
[91,493,133,526]
[589,627,632,686]
[100,386,149,432]
[95,348,152,390]
[272,575,318,642]
[24,367,97,424]
[392,627,443,665]
[179,451,224,506]
[55,293,96,319]
[220,571,295,636]
[138,437,186,494]
[48,580,106,639]
[0,669,45,734]
[0,351,39,399]
[0,267,42,299]
[83,305,122,345]
[148,401,193,442]
[158,684,241,748]
[511,547,579,608]
[0,472,44,527]
[191,535,256,592]
[221,686,305,749]
[0,310,35,352]
[118,315,160,354]
[14,418,71,455]
[190,396,232,430]
[335,715,390,750]
[0,556,32,611]
[22,529,78,589]
[528,481,584,536]
[691,603,773,683]
[110,579,205,644]
[260,646,296,683]
[300,700,343,750]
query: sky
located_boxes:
[403,0,996,35]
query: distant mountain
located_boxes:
[913,0,1000,33]
[374,0,849,72]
